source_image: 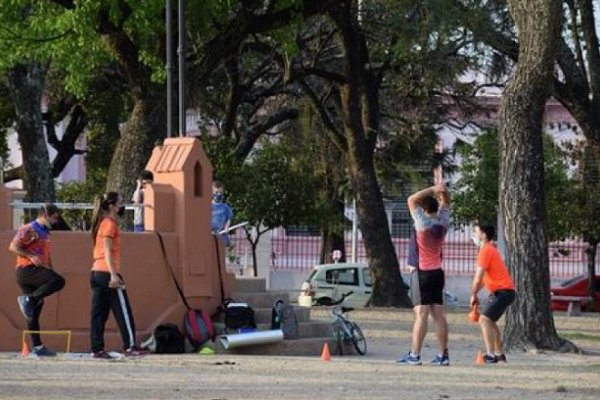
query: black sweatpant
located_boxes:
[16,265,66,347]
[90,271,136,352]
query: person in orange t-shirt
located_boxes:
[9,203,65,357]
[470,223,516,364]
[89,192,147,359]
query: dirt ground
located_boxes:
[0,308,598,400]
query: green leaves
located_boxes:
[453,129,576,241]
[203,133,318,231]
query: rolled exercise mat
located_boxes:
[219,329,284,349]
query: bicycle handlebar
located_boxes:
[330,291,354,306]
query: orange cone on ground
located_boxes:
[21,340,30,357]
[321,343,331,362]
[475,350,484,365]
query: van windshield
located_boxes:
[307,269,319,282]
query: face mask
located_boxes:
[117,206,125,217]
[471,237,482,248]
[213,193,224,202]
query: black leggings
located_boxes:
[16,265,66,347]
[90,271,137,352]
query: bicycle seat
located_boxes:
[341,306,354,313]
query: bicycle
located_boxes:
[330,291,367,356]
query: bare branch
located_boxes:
[2,165,23,183]
[50,105,87,177]
[48,0,75,9]
[0,26,73,43]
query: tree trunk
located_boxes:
[244,226,261,277]
[320,197,346,264]
[499,0,575,351]
[6,63,55,201]
[585,240,598,311]
[106,89,166,197]
[349,142,409,307]
[328,1,410,307]
[251,241,258,277]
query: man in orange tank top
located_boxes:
[9,204,66,357]
[470,223,516,364]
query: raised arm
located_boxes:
[436,186,451,209]
[407,186,437,212]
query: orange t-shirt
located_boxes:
[477,242,515,293]
[13,221,51,268]
[92,217,120,273]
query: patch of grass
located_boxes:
[559,332,600,343]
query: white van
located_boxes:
[300,262,459,308]
[300,263,372,308]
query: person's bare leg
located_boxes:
[490,321,502,353]
[411,305,430,354]
[430,304,448,353]
[479,315,495,354]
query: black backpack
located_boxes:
[271,299,299,339]
[220,300,256,332]
[142,323,185,354]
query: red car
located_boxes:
[551,274,600,312]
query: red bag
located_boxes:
[183,309,215,349]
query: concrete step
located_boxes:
[215,306,312,325]
[230,291,290,308]
[213,321,332,339]
[254,306,311,324]
[234,277,266,293]
[214,336,343,356]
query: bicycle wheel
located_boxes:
[332,323,344,356]
[350,321,367,355]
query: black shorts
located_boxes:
[481,289,516,321]
[410,268,445,306]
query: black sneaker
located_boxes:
[32,346,57,357]
[17,295,34,321]
[483,354,498,364]
[92,351,114,359]
[496,353,507,363]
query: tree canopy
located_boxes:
[453,129,573,241]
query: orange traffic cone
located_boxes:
[321,342,331,362]
[467,304,480,323]
[475,350,484,365]
[21,340,30,357]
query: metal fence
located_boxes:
[262,227,598,279]
[10,201,598,280]
[9,201,141,231]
